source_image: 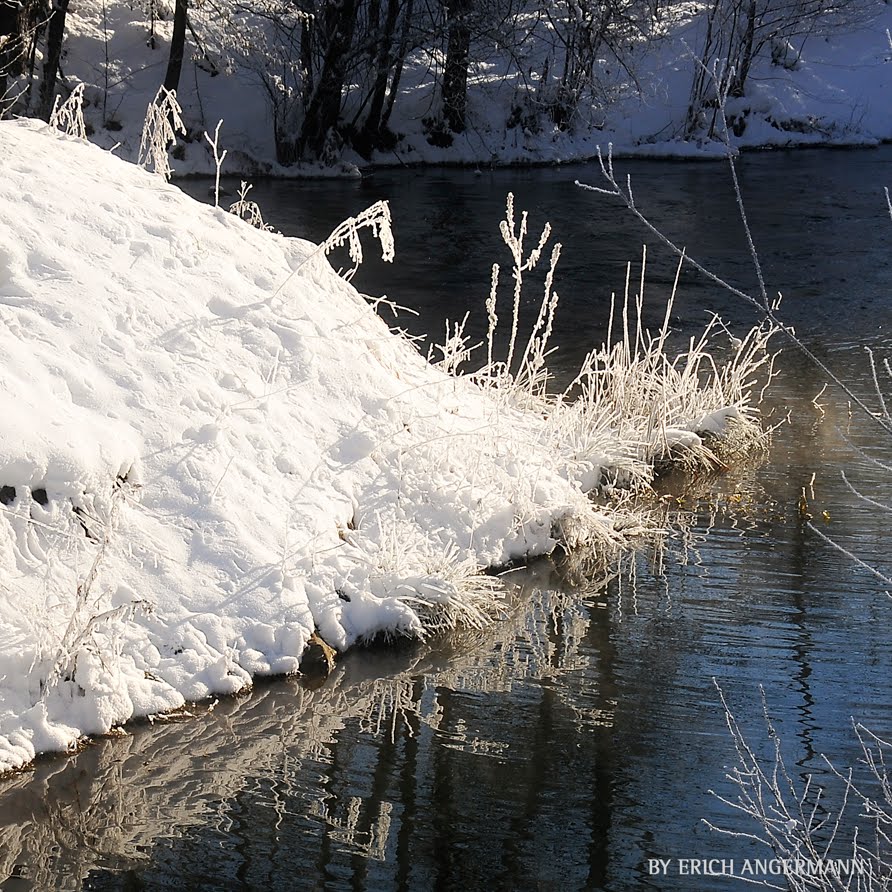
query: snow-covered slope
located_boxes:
[0,120,630,771]
[0,120,770,773]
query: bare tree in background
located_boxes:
[685,0,882,139]
[537,0,651,131]
[352,0,414,156]
[38,0,70,119]
[0,0,21,115]
[441,0,473,132]
[297,0,361,159]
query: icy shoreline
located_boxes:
[166,137,891,186]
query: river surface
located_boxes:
[2,150,892,891]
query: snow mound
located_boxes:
[0,121,771,772]
[0,120,633,771]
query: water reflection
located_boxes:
[0,558,628,891]
[181,145,892,358]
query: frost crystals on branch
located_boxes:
[138,87,186,180]
[291,201,395,281]
[441,192,561,401]
[319,200,395,281]
[229,181,273,231]
[496,191,560,391]
[576,140,892,441]
[264,201,395,314]
[49,83,86,139]
[707,681,892,891]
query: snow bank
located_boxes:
[0,120,623,771]
[0,121,769,773]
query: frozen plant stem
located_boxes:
[49,83,86,139]
[229,182,272,230]
[707,681,892,889]
[139,87,185,180]
[204,119,227,208]
[44,484,129,694]
[453,193,563,402]
[269,201,395,305]
[499,192,553,373]
[434,193,774,487]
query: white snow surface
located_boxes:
[0,120,642,772]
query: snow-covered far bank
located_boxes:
[366,2,892,168]
[0,119,770,774]
[4,1,892,176]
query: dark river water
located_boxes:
[2,150,892,891]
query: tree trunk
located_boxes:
[0,0,17,115]
[381,0,412,129]
[299,0,359,159]
[442,0,472,133]
[685,0,721,138]
[729,0,757,97]
[163,0,188,94]
[358,0,400,151]
[298,0,313,105]
[39,0,70,120]
[0,1,21,70]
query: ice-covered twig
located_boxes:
[806,520,892,592]
[319,200,395,280]
[204,119,227,208]
[707,681,892,890]
[272,201,395,305]
[49,84,87,140]
[229,181,273,231]
[138,87,186,180]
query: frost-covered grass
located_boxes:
[0,119,772,773]
[562,278,776,478]
[436,194,776,493]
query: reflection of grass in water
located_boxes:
[565,443,774,568]
[650,442,782,532]
[0,554,620,886]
